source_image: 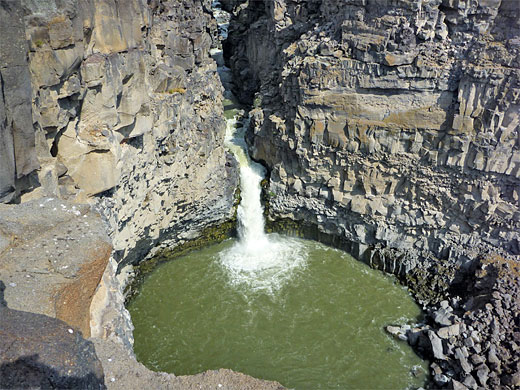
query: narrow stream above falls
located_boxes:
[127,3,429,389]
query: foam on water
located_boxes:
[221,114,307,294]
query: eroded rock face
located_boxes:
[224,0,520,298]
[0,0,238,266]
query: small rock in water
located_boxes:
[385,325,408,341]
[386,325,401,335]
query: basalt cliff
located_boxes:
[223,0,520,388]
[0,0,519,389]
[225,0,519,289]
[0,0,281,389]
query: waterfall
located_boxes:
[212,1,307,295]
[224,119,268,249]
[220,116,307,294]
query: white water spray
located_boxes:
[219,118,307,294]
[212,1,306,294]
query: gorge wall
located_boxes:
[223,0,520,299]
[0,0,238,266]
[0,1,273,388]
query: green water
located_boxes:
[128,237,428,389]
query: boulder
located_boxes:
[0,295,105,389]
[0,198,111,337]
[428,330,446,360]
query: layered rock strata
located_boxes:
[224,0,520,298]
[224,0,520,387]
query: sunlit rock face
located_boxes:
[0,0,238,263]
[223,0,520,293]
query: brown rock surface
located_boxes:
[0,197,111,337]
[55,242,112,338]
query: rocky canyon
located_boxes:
[0,0,519,389]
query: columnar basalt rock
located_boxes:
[223,0,520,387]
[0,0,238,262]
[224,0,520,292]
[0,1,40,203]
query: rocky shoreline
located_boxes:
[387,256,520,389]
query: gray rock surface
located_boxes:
[0,0,239,267]
[389,256,520,388]
[0,292,105,389]
[92,337,284,390]
[0,1,40,202]
[223,0,520,303]
[0,197,111,337]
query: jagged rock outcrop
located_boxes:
[223,0,520,387]
[0,0,238,266]
[388,256,520,388]
[224,0,520,296]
